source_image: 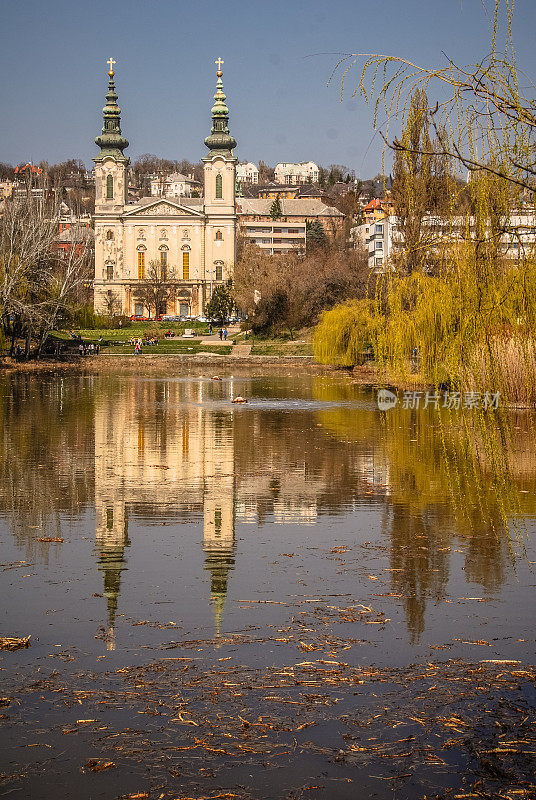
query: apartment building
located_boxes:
[237,197,345,254]
[274,161,319,185]
[356,210,536,271]
[149,172,202,198]
[236,162,259,184]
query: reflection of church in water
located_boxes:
[94,380,236,648]
[93,379,393,647]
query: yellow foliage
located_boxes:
[313,299,376,366]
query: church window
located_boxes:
[160,249,167,280]
[106,264,114,280]
[106,230,114,240]
[106,174,114,200]
[214,508,222,538]
[215,173,223,199]
[215,230,223,241]
[215,261,223,281]
[182,252,190,280]
[138,251,145,279]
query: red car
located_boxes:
[129,315,150,322]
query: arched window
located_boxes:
[106,230,114,240]
[215,261,223,281]
[106,174,114,200]
[215,230,223,241]
[215,173,222,199]
[182,251,190,280]
[106,264,114,280]
[160,248,168,280]
[138,251,145,280]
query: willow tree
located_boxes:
[319,0,536,401]
[391,88,456,274]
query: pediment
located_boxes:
[125,200,204,218]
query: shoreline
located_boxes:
[3,356,533,407]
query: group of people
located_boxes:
[78,342,100,356]
[128,336,158,350]
[218,328,228,341]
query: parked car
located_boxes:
[196,315,209,322]
[130,314,150,322]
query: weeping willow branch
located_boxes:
[331,0,534,192]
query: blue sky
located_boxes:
[1,0,535,177]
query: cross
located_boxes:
[107,57,116,73]
[215,57,224,72]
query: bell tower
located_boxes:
[94,58,129,214]
[203,58,237,290]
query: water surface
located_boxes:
[1,373,535,798]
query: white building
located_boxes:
[236,162,259,184]
[149,172,202,198]
[274,161,319,185]
[356,210,536,272]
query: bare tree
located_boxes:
[101,290,122,318]
[35,226,93,357]
[137,260,177,319]
[0,188,92,359]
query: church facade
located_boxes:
[93,59,237,317]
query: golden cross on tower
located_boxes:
[215,57,224,73]
[107,57,116,75]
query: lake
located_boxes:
[1,371,535,799]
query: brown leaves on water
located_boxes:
[0,636,31,650]
[82,759,116,773]
[35,537,64,543]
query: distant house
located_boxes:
[237,198,345,254]
[296,186,323,199]
[258,184,301,199]
[236,162,259,184]
[0,181,15,201]
[362,197,394,224]
[149,172,202,198]
[256,184,323,200]
[274,161,319,185]
[54,222,94,261]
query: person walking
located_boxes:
[219,328,223,340]
[208,324,213,336]
[223,328,228,341]
[78,343,84,357]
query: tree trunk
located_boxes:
[24,327,32,360]
[9,321,16,358]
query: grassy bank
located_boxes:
[99,341,233,355]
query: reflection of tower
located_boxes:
[93,379,237,643]
[202,410,235,637]
[96,502,129,650]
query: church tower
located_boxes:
[94,59,129,214]
[203,59,237,288]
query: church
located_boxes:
[93,58,237,317]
